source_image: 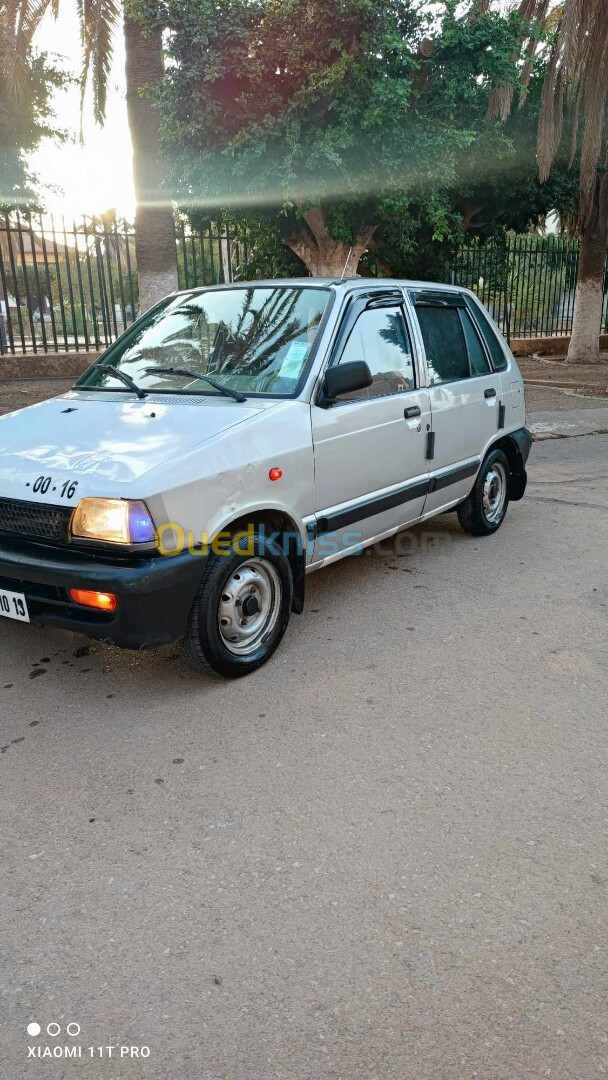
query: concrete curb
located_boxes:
[529,407,608,441]
[523,379,607,393]
[511,334,608,357]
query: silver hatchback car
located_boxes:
[0,279,530,677]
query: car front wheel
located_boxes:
[457,448,510,536]
[183,530,293,677]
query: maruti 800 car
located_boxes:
[0,279,531,677]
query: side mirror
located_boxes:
[319,360,373,406]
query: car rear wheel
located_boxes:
[457,448,510,536]
[183,530,293,677]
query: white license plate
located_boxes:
[0,588,30,623]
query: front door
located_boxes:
[411,291,502,515]
[311,299,430,560]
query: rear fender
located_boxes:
[489,428,532,501]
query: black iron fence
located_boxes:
[449,235,608,341]
[0,212,248,355]
[1,214,608,355]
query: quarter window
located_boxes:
[467,302,509,371]
[460,308,490,375]
[337,306,415,399]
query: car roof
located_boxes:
[176,278,471,298]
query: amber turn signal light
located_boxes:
[69,588,118,612]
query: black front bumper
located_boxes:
[0,537,205,650]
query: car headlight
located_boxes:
[71,498,155,544]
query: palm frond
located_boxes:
[486,0,550,121]
[3,52,30,101]
[77,0,120,126]
[19,0,55,49]
[2,0,60,101]
[537,0,608,227]
[537,46,563,180]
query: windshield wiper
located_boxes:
[96,364,147,399]
[144,367,247,403]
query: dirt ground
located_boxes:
[519,354,608,396]
[0,376,75,416]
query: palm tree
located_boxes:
[535,0,608,362]
[7,0,179,314]
[122,16,179,312]
[493,0,608,363]
[78,2,179,312]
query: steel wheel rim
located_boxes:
[218,558,282,656]
[482,460,507,524]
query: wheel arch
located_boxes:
[211,508,307,614]
[486,433,528,501]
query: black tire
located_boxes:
[183,529,293,678]
[457,448,510,536]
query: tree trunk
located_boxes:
[566,228,606,364]
[285,207,376,277]
[124,17,179,314]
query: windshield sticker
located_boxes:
[279,341,309,379]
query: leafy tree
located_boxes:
[0,2,68,208]
[137,0,565,278]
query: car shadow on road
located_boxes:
[0,514,467,704]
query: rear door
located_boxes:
[465,296,524,429]
[311,293,430,559]
[408,289,502,516]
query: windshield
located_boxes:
[78,285,331,398]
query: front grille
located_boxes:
[0,496,72,544]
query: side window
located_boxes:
[467,301,509,371]
[459,308,490,376]
[416,306,469,385]
[337,306,415,400]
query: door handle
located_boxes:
[403,405,421,419]
[484,388,497,399]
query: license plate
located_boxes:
[0,588,30,623]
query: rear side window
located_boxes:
[467,302,509,371]
[416,306,469,384]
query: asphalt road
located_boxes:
[1,401,608,1078]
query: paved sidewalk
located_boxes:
[529,405,608,440]
[524,381,608,440]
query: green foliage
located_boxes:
[131,0,580,276]
[0,6,69,208]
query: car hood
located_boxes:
[0,390,279,502]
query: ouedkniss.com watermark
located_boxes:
[154,521,453,559]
